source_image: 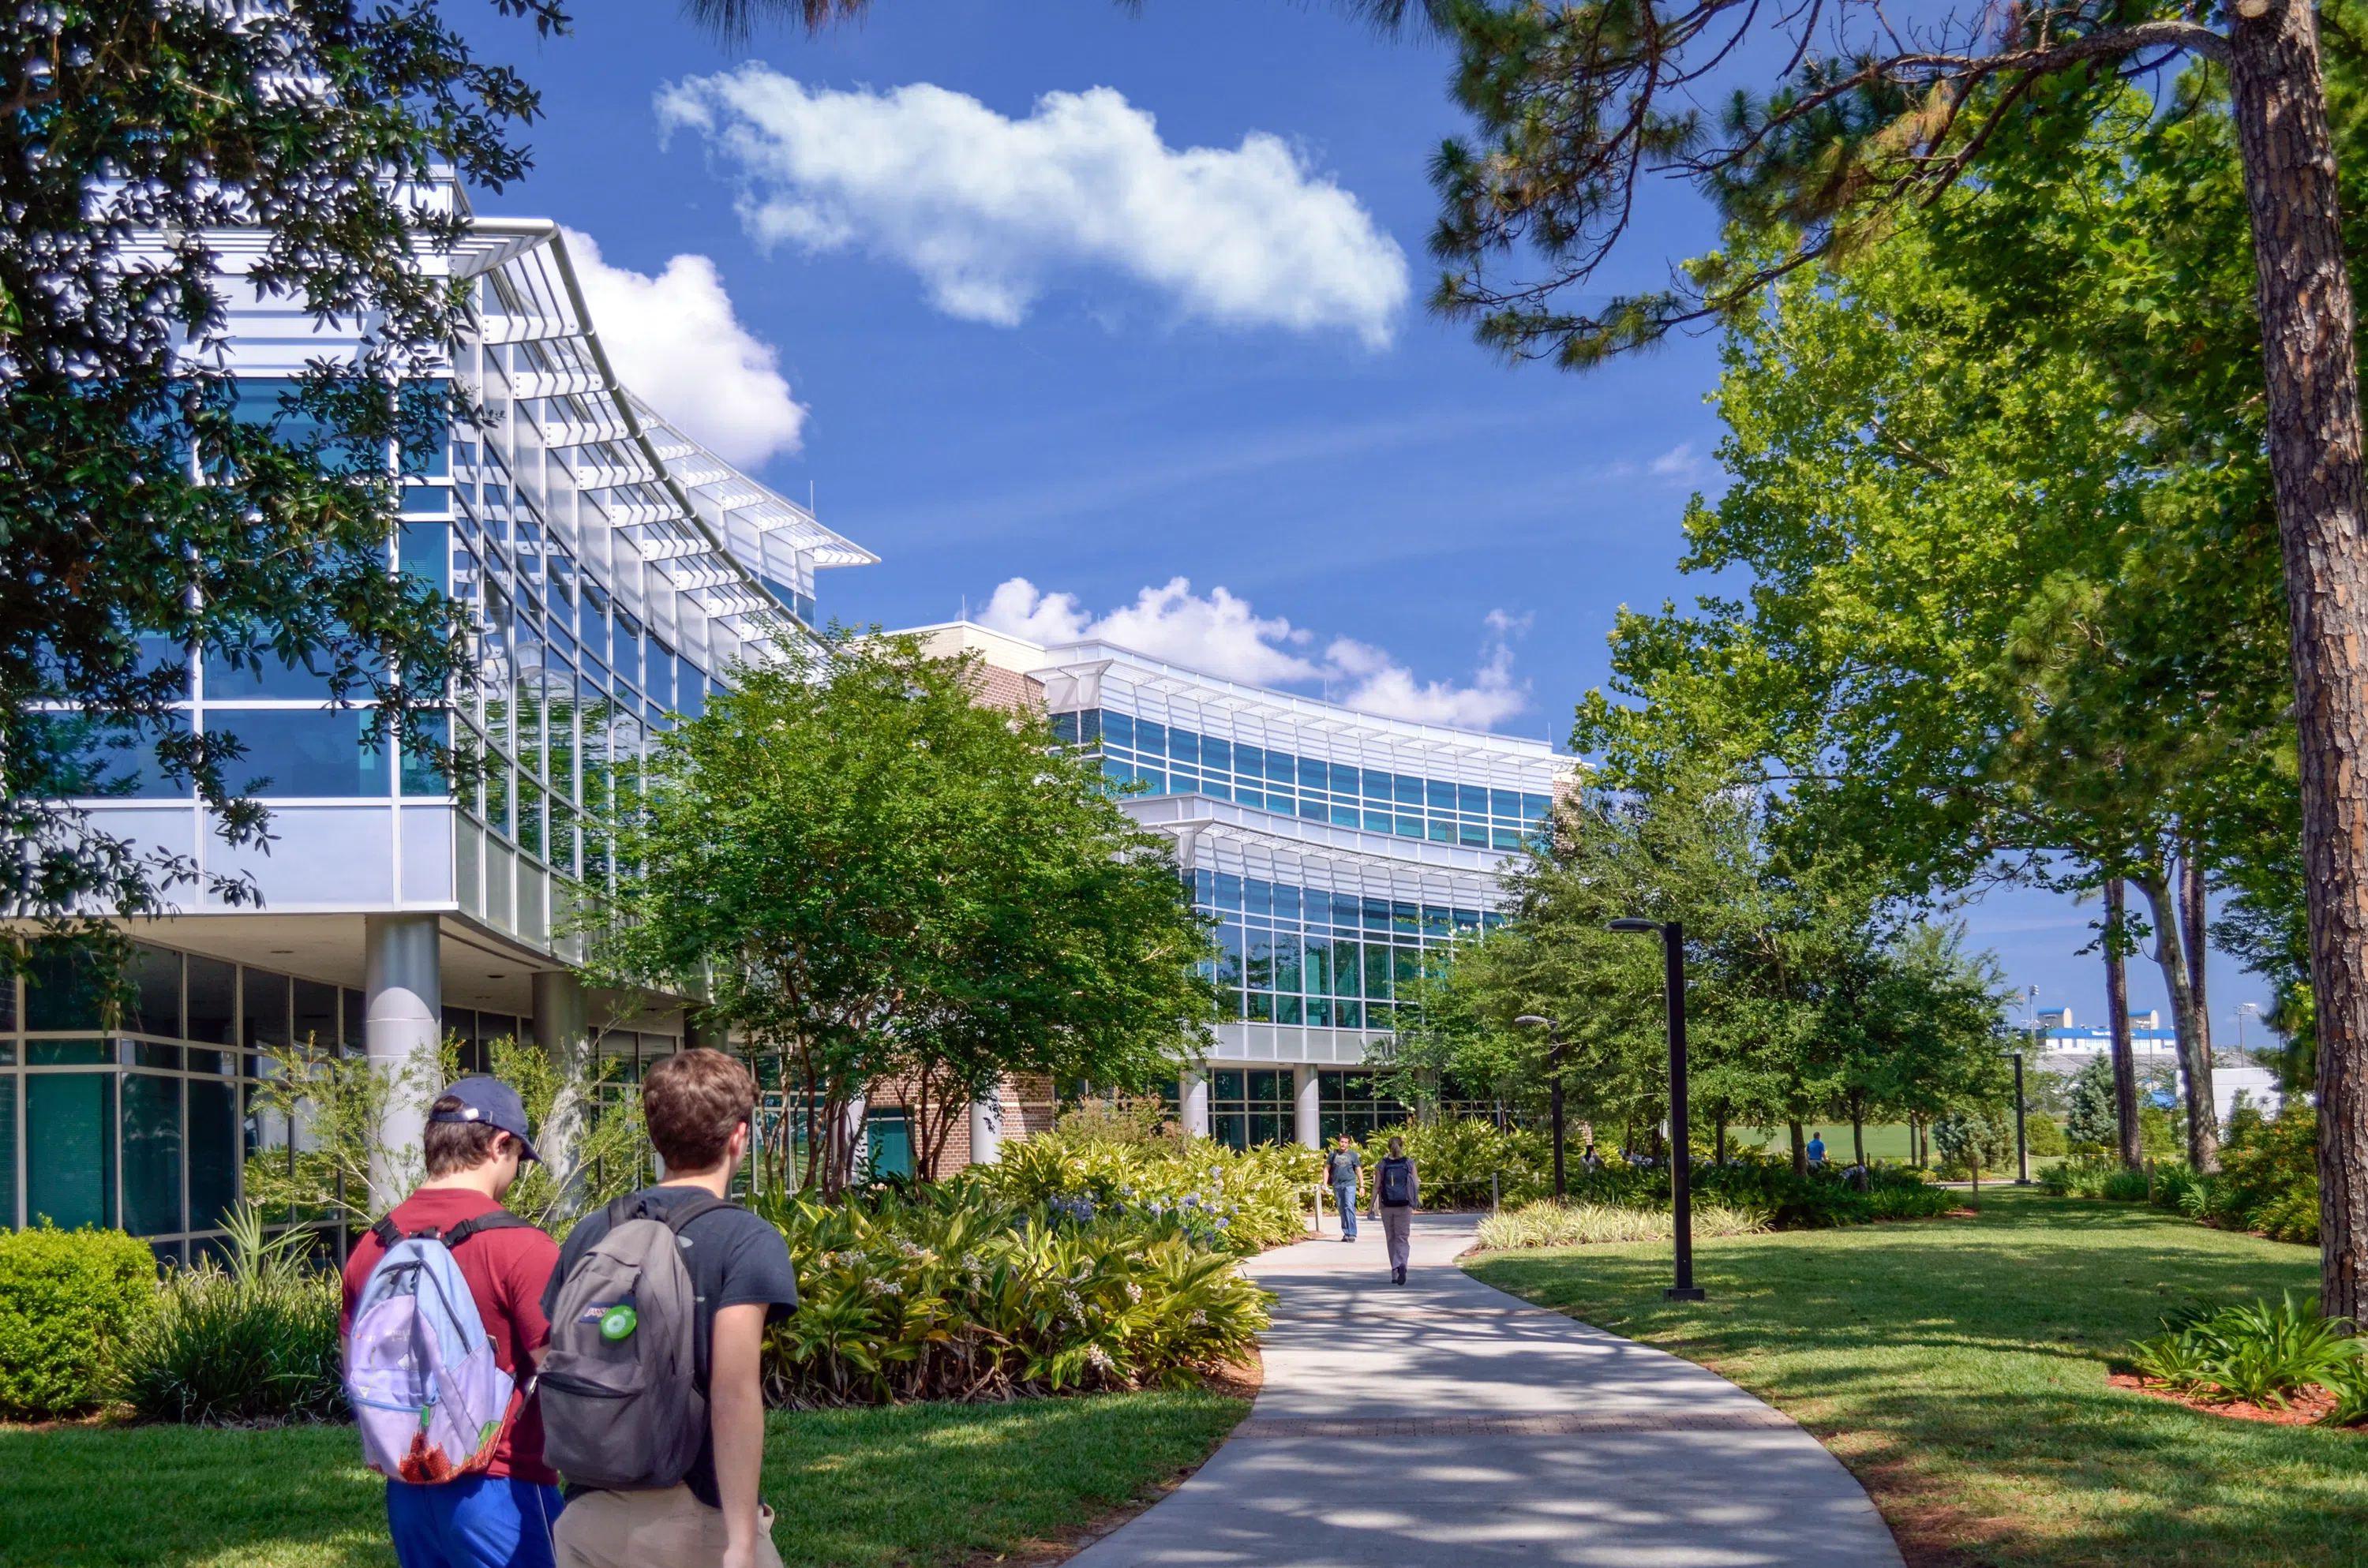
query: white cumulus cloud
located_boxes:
[654,69,1409,346]
[563,226,807,468]
[980,578,1529,730]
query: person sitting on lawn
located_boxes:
[340,1076,563,1568]
[1807,1132,1828,1169]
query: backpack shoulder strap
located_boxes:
[653,1194,736,1234]
[444,1209,538,1248]
[369,1215,405,1252]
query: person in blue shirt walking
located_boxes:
[1325,1136,1362,1242]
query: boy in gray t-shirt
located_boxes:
[1325,1136,1362,1242]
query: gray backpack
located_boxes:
[535,1193,731,1491]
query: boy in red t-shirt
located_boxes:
[343,1076,563,1568]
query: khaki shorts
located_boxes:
[553,1486,783,1568]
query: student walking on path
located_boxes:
[1373,1136,1418,1284]
[1325,1135,1362,1241]
[340,1076,563,1568]
[541,1049,801,1568]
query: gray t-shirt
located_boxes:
[1326,1148,1362,1188]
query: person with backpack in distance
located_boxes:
[1325,1134,1362,1242]
[540,1048,799,1568]
[1371,1135,1419,1285]
[341,1076,563,1568]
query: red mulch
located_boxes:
[2108,1371,2341,1426]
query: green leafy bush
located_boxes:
[2209,1104,2319,1244]
[758,1182,1270,1406]
[2126,1293,2362,1414]
[1475,1199,1770,1250]
[0,1224,157,1416]
[1377,1117,1553,1209]
[1494,1149,1953,1229]
[984,1128,1317,1252]
[117,1205,343,1425]
[2044,1155,2152,1202]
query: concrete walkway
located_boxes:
[1070,1212,1903,1568]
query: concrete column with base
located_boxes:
[968,1084,1003,1166]
[364,913,441,1211]
[1181,1069,1211,1138]
[1294,1064,1321,1149]
[532,969,590,1215]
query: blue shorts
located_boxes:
[387,1473,564,1568]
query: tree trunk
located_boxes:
[1788,1120,1806,1177]
[2132,870,2220,1173]
[2106,878,2143,1169]
[2228,0,2368,1319]
[1714,1107,1728,1165]
[1852,1093,1866,1170]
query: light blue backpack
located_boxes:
[344,1212,536,1483]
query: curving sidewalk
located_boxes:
[1070,1211,1903,1568]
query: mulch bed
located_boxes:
[2107,1372,2343,1426]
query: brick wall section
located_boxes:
[964,663,1045,716]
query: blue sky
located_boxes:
[472,0,2273,1040]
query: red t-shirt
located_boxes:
[341,1188,560,1485]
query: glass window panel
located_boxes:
[1334,941,1361,997]
[1483,911,1508,930]
[0,1075,13,1228]
[1216,925,1244,988]
[27,1072,114,1229]
[1491,789,1521,819]
[122,1074,183,1237]
[519,778,545,856]
[1395,947,1422,986]
[1051,711,1078,744]
[129,946,181,1038]
[1245,879,1272,919]
[29,1039,108,1065]
[1427,779,1457,810]
[1260,750,1292,784]
[400,521,449,591]
[201,648,335,700]
[1136,767,1165,795]
[1246,993,1272,1022]
[1214,1070,1244,1100]
[1365,944,1392,999]
[1307,997,1332,1027]
[1298,757,1328,791]
[1458,821,1489,847]
[1395,775,1424,806]
[25,945,109,1031]
[1454,909,1482,934]
[242,970,290,1051]
[1199,735,1228,771]
[1235,743,1261,777]
[1336,1001,1362,1029]
[1216,1113,1247,1151]
[1215,873,1242,911]
[401,712,451,795]
[1493,826,1526,851]
[1427,820,1453,842]
[343,989,365,1054]
[294,980,338,1055]
[1234,787,1264,811]
[129,1040,181,1069]
[1396,816,1422,837]
[1362,769,1391,800]
[1364,898,1391,932]
[0,970,13,1030]
[1423,907,1452,937]
[1274,932,1302,994]
[210,708,391,796]
[189,1079,238,1230]
[1362,811,1391,833]
[1523,793,1552,822]
[1304,935,1331,997]
[1246,933,1274,992]
[1168,730,1198,765]
[186,956,237,1045]
[1135,719,1166,757]
[1276,994,1302,1024]
[1102,711,1134,748]
[1272,884,1300,922]
[1299,799,1325,822]
[1459,784,1489,814]
[32,712,188,799]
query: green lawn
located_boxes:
[0,1390,1249,1567]
[1465,1188,2359,1568]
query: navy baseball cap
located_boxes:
[429,1076,540,1162]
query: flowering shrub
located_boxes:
[759,1182,1270,1407]
[1475,1199,1772,1249]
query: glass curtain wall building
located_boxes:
[909,623,1576,1152]
[2,193,875,1256]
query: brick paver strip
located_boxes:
[1235,1408,1800,1437]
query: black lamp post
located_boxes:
[2012,1049,2029,1184]
[1609,917,1707,1302]
[1515,1014,1565,1199]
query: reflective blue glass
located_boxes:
[1169,730,1199,765]
[1362,811,1391,833]
[1274,933,1301,992]
[1235,743,1261,776]
[1458,821,1488,846]
[1103,711,1135,747]
[405,522,451,589]
[1364,898,1390,931]
[1051,712,1078,743]
[1454,909,1482,933]
[203,647,335,699]
[1300,799,1325,822]
[1136,719,1167,757]
[1331,806,1359,829]
[1362,769,1391,799]
[1194,868,1215,904]
[401,712,450,795]
[209,708,389,796]
[1492,788,1522,819]
[34,713,185,799]
[1201,780,1229,802]
[1272,884,1301,921]
[1303,935,1330,996]
[1245,879,1272,918]
[1137,767,1165,793]
[1423,906,1451,936]
[1426,821,1452,842]
[1276,994,1303,1025]
[1523,793,1551,822]
[1201,735,1230,771]
[1458,784,1488,814]
[1428,779,1457,810]
[1298,757,1328,790]
[1394,774,1422,806]
[1235,787,1263,810]
[1493,827,1525,851]
[1215,872,1242,911]
[1396,816,1422,837]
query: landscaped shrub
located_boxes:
[117,1205,343,1425]
[983,1128,1318,1252]
[1380,1117,1553,1209]
[2207,1104,2319,1244]
[2044,1155,2155,1203]
[1466,1149,1950,1229]
[2126,1292,2362,1416]
[759,1181,1270,1406]
[1475,1199,1771,1250]
[0,1224,157,1417]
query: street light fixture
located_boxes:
[1607,917,1707,1302]
[1515,1015,1565,1199]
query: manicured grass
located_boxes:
[0,1390,1249,1567]
[1465,1188,2358,1567]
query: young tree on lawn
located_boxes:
[0,0,556,979]
[1424,0,2368,1314]
[589,629,1213,1196]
